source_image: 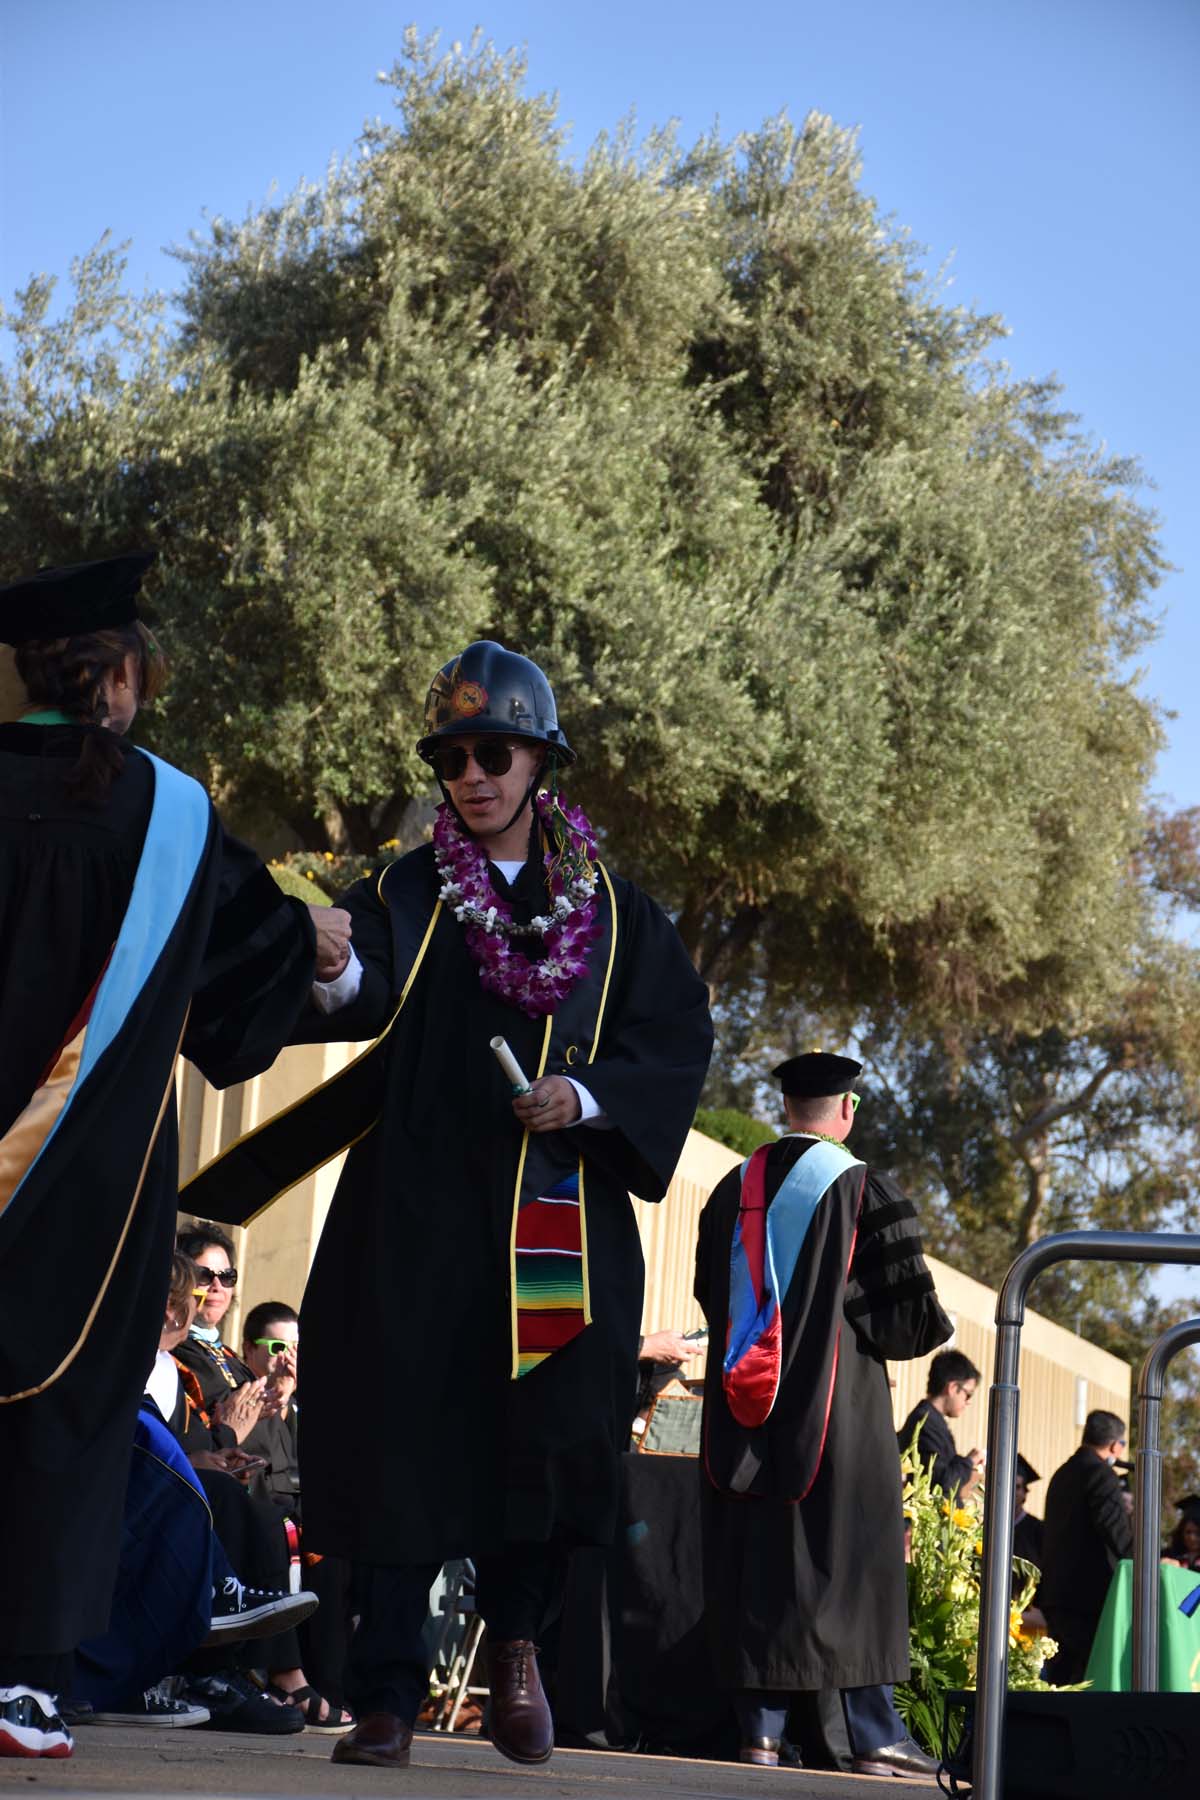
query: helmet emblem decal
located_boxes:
[451,679,488,719]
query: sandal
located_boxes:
[264,1683,354,1735]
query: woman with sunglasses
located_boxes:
[173,1224,265,1436]
[183,638,714,1771]
[0,555,345,1761]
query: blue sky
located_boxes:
[2,0,1197,814]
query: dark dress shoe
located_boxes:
[330,1711,413,1768]
[851,1734,939,1778]
[739,1736,780,1766]
[487,1640,553,1765]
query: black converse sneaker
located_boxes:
[200,1575,319,1646]
[87,1677,210,1728]
[0,1687,73,1759]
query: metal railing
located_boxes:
[1132,1315,1200,1691]
[973,1230,1200,1800]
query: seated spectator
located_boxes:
[239,1301,354,1722]
[1164,1495,1200,1571]
[897,1350,984,1500]
[174,1222,268,1433]
[1039,1410,1132,1683]
[239,1302,300,1512]
[158,1254,351,1733]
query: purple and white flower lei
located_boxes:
[433,792,603,1017]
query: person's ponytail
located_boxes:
[15,621,166,804]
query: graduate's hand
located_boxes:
[311,905,353,980]
[513,1075,581,1133]
[212,1377,267,1443]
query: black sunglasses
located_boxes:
[203,1267,238,1289]
[431,740,517,782]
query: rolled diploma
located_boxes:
[491,1035,533,1096]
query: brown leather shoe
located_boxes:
[329,1711,412,1768]
[487,1639,553,1765]
[740,1737,780,1766]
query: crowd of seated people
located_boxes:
[162,1225,353,1733]
[64,1237,355,1737]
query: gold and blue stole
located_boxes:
[0,752,211,1401]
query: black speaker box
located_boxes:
[945,1690,1200,1799]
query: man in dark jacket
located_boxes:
[897,1349,984,1500]
[1038,1411,1132,1681]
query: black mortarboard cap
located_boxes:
[772,1051,863,1098]
[1016,1454,1040,1486]
[0,552,155,648]
[1175,1494,1200,1520]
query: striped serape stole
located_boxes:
[514,1170,590,1377]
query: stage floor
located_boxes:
[0,1726,936,1798]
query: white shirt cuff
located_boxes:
[565,1077,612,1129]
[312,945,364,1013]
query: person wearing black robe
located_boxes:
[694,1052,951,1777]
[0,556,339,1758]
[182,640,713,1770]
[896,1347,984,1500]
[1011,1454,1046,1592]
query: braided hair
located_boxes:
[15,620,166,804]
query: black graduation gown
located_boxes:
[287,844,713,1565]
[694,1136,952,1691]
[0,722,315,1656]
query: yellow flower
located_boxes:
[974,1540,984,1556]
[323,851,334,861]
[953,1508,974,1529]
[305,870,315,881]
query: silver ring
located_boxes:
[538,1095,550,1109]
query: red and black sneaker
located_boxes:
[0,1687,73,1758]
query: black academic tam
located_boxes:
[0,551,155,645]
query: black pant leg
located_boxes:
[0,1652,74,1694]
[298,1555,353,1709]
[473,1543,567,1641]
[343,1562,441,1722]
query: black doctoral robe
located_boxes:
[186,840,713,1565]
[694,1135,952,1691]
[0,721,315,1658]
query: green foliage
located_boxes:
[693,1107,777,1156]
[269,862,333,905]
[0,29,1166,1037]
[897,1432,1062,1756]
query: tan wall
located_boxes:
[178,1068,1129,1504]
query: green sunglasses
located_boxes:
[253,1337,297,1355]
